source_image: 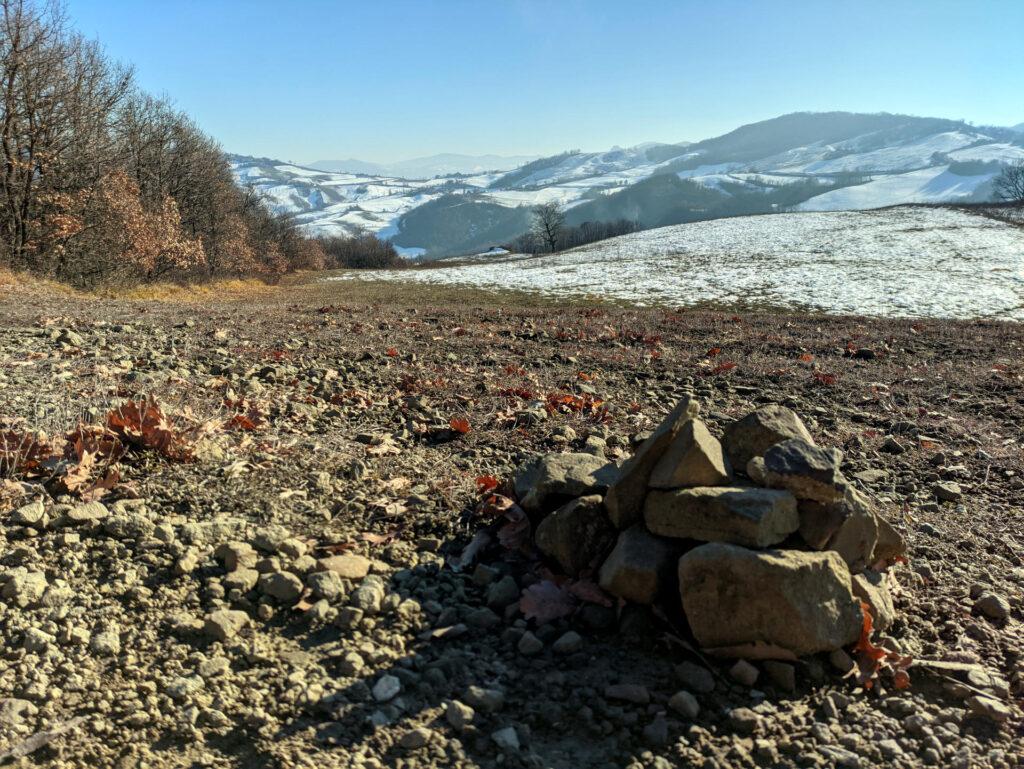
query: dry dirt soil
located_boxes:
[0,275,1021,769]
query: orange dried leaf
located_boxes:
[708,361,738,376]
[475,475,500,495]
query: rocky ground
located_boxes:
[0,276,1021,769]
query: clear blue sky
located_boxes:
[65,0,1024,164]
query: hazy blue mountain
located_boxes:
[309,153,539,178]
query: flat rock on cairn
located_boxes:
[513,397,907,660]
[603,395,701,528]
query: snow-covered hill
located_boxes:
[230,112,1024,257]
[331,207,1024,321]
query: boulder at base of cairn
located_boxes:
[678,543,863,656]
[534,495,615,574]
[762,439,846,503]
[644,487,798,548]
[513,452,618,514]
[599,526,676,604]
[604,396,700,529]
[722,405,814,472]
[648,419,732,489]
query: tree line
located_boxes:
[507,202,640,254]
[0,0,343,286]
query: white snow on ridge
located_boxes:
[230,118,1024,257]
[797,166,994,211]
[787,131,982,174]
[331,207,1024,321]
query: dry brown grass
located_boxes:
[102,277,276,302]
[0,268,277,303]
[0,266,82,295]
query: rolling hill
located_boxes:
[332,206,1024,320]
[231,112,1024,258]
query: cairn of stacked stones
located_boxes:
[517,396,906,659]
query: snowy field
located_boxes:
[329,207,1024,321]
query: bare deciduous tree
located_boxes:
[994,160,1024,204]
[0,0,325,286]
[532,202,566,253]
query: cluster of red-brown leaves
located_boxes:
[222,397,267,432]
[849,601,913,692]
[1,398,210,505]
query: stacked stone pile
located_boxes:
[516,396,907,658]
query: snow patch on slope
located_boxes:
[331,208,1024,321]
[797,166,995,211]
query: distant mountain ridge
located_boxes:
[307,153,539,178]
[229,111,1024,259]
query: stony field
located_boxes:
[0,276,1021,769]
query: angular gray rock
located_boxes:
[745,456,767,485]
[871,513,906,565]
[306,570,345,601]
[649,419,731,489]
[215,541,258,572]
[513,452,618,513]
[763,439,846,503]
[258,571,304,602]
[223,567,259,592]
[534,494,615,574]
[66,501,109,523]
[599,525,676,604]
[12,500,46,527]
[445,700,475,731]
[675,661,715,693]
[668,690,700,718]
[1,571,47,608]
[799,486,880,573]
[974,592,1010,621]
[722,405,814,471]
[316,553,371,580]
[645,486,798,547]
[204,609,251,642]
[678,543,863,656]
[852,570,896,630]
[604,395,701,528]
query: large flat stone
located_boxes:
[514,452,618,514]
[604,396,700,528]
[598,526,676,604]
[722,405,814,471]
[317,554,371,580]
[678,543,863,656]
[649,419,732,489]
[645,487,798,547]
[534,495,615,574]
